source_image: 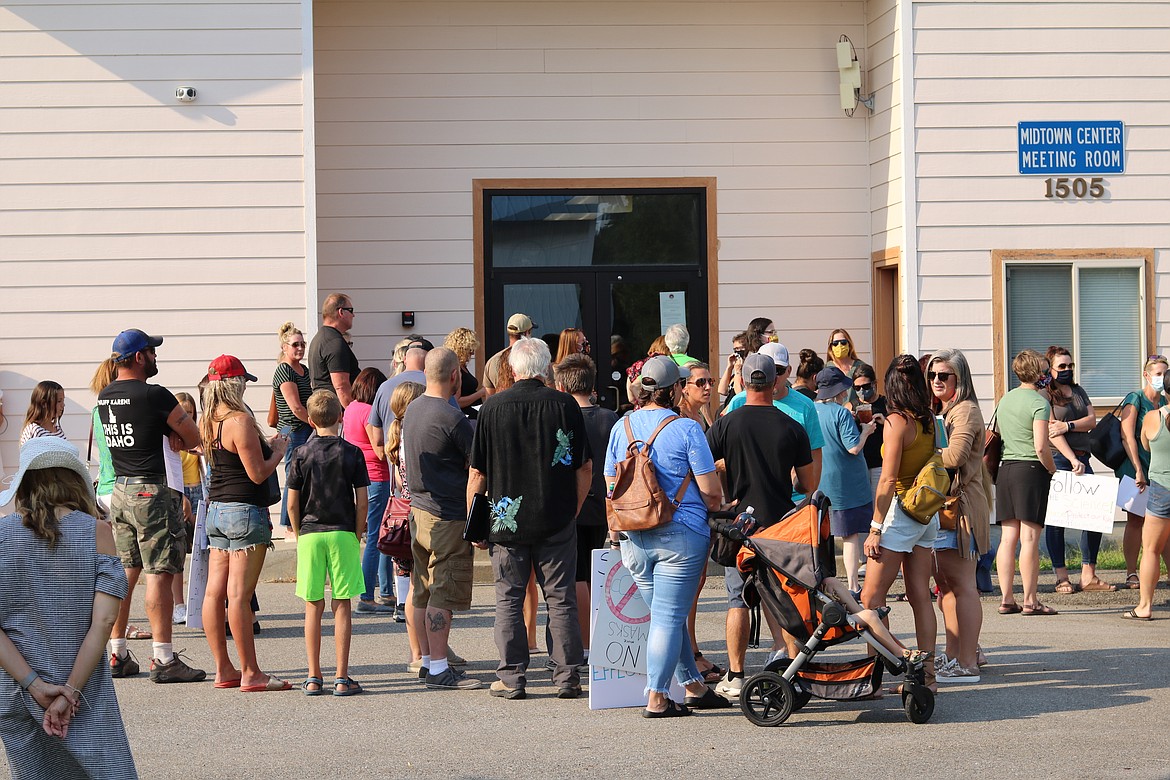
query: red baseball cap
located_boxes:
[207,355,257,382]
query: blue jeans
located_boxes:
[1046,451,1102,568]
[279,426,312,528]
[361,480,394,601]
[619,523,708,695]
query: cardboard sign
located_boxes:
[590,550,651,674]
[587,549,682,710]
[184,499,210,630]
[1045,472,1119,534]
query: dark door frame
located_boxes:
[472,177,720,377]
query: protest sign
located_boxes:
[1116,475,1149,517]
[1045,472,1119,534]
[185,499,210,629]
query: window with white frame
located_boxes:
[1004,259,1145,400]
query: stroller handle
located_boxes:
[707,510,747,542]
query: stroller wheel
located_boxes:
[739,672,795,727]
[902,684,935,724]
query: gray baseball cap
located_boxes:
[638,355,690,391]
[742,352,777,386]
[759,341,790,368]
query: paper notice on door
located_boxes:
[659,291,686,336]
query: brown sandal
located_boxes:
[1054,580,1078,594]
[1081,578,1117,592]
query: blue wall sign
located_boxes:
[1018,121,1124,175]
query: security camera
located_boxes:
[175,86,197,102]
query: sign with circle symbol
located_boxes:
[604,561,650,625]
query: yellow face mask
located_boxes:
[831,343,850,360]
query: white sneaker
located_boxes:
[936,661,980,683]
[768,648,790,665]
[715,673,743,699]
[172,605,187,625]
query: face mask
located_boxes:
[1035,375,1052,389]
[1152,375,1165,393]
[1055,369,1074,385]
[857,385,876,400]
[831,344,850,359]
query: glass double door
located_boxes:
[488,269,708,410]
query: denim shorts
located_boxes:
[933,527,977,554]
[206,501,272,552]
[1147,480,1170,518]
[877,499,939,553]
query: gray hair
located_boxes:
[664,323,690,354]
[509,337,551,380]
[929,348,978,407]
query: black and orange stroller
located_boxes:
[712,492,935,726]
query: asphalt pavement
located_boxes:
[6,561,1170,780]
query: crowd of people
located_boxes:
[4,292,1170,769]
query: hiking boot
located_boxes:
[149,653,207,684]
[715,673,743,699]
[489,680,526,700]
[425,667,482,690]
[110,651,140,678]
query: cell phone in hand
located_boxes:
[278,425,292,438]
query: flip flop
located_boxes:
[333,676,363,697]
[642,700,691,718]
[1022,603,1058,616]
[213,678,242,689]
[998,603,1023,615]
[1122,609,1153,621]
[241,676,292,692]
[302,676,324,696]
[125,625,153,640]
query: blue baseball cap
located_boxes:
[112,329,163,361]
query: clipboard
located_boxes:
[464,493,491,543]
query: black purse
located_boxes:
[1089,397,1130,471]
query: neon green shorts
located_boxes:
[295,531,364,602]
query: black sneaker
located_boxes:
[418,666,428,681]
[149,652,207,684]
[395,604,407,624]
[557,684,582,699]
[110,651,140,678]
[426,667,483,690]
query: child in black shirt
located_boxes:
[287,390,370,696]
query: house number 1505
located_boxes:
[1044,177,1105,199]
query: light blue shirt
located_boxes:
[814,401,872,511]
[604,408,715,538]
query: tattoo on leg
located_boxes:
[426,610,448,632]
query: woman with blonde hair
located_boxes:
[274,321,312,532]
[444,327,486,419]
[387,381,426,661]
[200,355,290,691]
[19,380,66,446]
[825,328,864,406]
[1117,354,1170,589]
[927,349,991,681]
[994,349,1058,616]
[0,437,137,777]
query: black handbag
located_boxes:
[1089,397,1130,471]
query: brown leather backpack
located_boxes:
[608,415,693,532]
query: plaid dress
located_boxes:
[0,511,137,779]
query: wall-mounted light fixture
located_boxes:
[836,36,873,115]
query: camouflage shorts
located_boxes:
[111,482,185,574]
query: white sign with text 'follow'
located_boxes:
[1045,472,1119,534]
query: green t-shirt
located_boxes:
[997,387,1050,462]
[92,406,115,496]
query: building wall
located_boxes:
[867,0,903,254]
[313,0,876,371]
[0,1,307,472]
[912,0,1170,400]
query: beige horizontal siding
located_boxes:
[314,0,876,373]
[868,0,902,256]
[0,1,306,473]
[913,0,1170,404]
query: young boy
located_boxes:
[287,390,370,696]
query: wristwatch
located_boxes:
[1068,420,1075,432]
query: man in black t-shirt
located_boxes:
[468,338,591,700]
[307,292,360,407]
[552,354,617,662]
[96,329,203,684]
[705,352,816,700]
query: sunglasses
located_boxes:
[689,378,713,388]
[1150,355,1166,362]
[288,341,306,348]
[340,307,355,314]
[927,371,955,382]
[830,339,849,347]
[1053,362,1074,370]
[853,382,874,391]
[733,349,747,359]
